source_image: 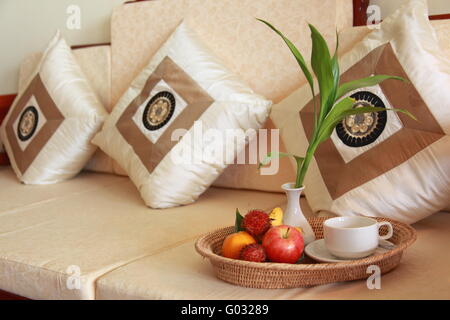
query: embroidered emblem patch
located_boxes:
[17,106,39,141]
[142,91,176,131]
[336,91,387,147]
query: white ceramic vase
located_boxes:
[281,183,316,245]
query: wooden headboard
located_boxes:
[353,0,450,26]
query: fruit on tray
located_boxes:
[241,209,271,237]
[221,208,305,264]
[240,243,267,262]
[269,207,283,226]
[221,231,256,259]
[262,225,304,264]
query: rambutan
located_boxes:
[240,243,266,262]
[241,209,271,237]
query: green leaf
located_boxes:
[309,24,335,123]
[324,97,356,127]
[235,209,245,232]
[330,31,340,101]
[259,151,304,174]
[317,103,416,144]
[325,31,340,120]
[315,97,355,144]
[259,152,305,188]
[340,106,416,121]
[258,151,303,168]
[257,19,315,98]
[333,30,339,61]
[336,75,407,100]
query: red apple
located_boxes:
[262,225,304,264]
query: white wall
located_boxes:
[370,0,450,18]
[0,0,123,95]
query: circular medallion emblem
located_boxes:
[142,91,176,131]
[17,106,39,142]
[336,91,387,147]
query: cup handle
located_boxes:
[377,221,394,240]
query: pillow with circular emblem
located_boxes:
[0,31,107,184]
[92,22,272,209]
[270,0,450,224]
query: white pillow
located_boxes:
[92,22,271,208]
[271,0,450,224]
[0,32,107,184]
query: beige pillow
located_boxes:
[0,32,107,184]
[92,22,272,208]
[271,0,450,224]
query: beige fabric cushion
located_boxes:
[103,0,343,191]
[0,32,107,184]
[271,0,450,224]
[95,211,450,299]
[93,22,272,208]
[0,166,285,299]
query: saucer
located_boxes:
[304,239,395,263]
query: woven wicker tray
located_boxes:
[195,217,416,288]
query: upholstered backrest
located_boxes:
[110,0,353,105]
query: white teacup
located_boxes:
[323,216,394,259]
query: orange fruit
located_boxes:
[221,231,257,259]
